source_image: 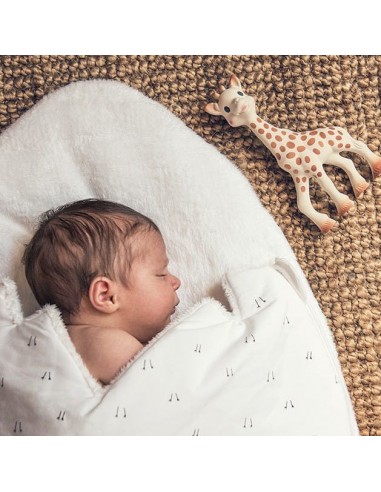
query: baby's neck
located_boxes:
[67,323,144,385]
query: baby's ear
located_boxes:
[88,277,118,314]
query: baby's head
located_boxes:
[23,199,181,343]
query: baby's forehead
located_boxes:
[132,230,168,264]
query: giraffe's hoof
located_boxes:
[338,199,355,216]
[354,180,369,198]
[319,218,337,234]
[371,158,381,179]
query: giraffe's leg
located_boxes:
[293,177,337,233]
[314,167,355,216]
[325,153,369,198]
[345,136,381,179]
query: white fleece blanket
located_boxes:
[0,80,358,435]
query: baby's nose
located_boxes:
[172,275,181,290]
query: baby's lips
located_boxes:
[171,300,180,314]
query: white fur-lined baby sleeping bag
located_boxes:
[0,80,358,435]
[0,260,357,435]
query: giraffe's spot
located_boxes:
[276,153,281,160]
[287,142,295,149]
[302,177,307,182]
[310,130,318,136]
[318,141,324,147]
[296,177,300,183]
[280,145,286,152]
[266,132,272,139]
[257,117,262,123]
[296,157,302,165]
[271,127,278,132]
[328,140,334,146]
[311,165,317,171]
[301,186,306,192]
[313,148,320,155]
[293,169,299,174]
[284,164,291,170]
[338,143,343,148]
[275,135,282,142]
[307,138,315,145]
[306,170,310,173]
[289,134,296,140]
[317,172,322,177]
[286,152,296,159]
[258,128,265,134]
[328,130,335,135]
[264,122,269,129]
[281,130,287,135]
[338,130,343,135]
[336,135,342,140]
[271,142,277,148]
[297,146,305,152]
[345,144,351,149]
[320,132,326,138]
[301,135,307,141]
[305,156,311,163]
[250,123,257,129]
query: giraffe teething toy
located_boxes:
[205,74,381,233]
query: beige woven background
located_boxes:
[1,55,380,435]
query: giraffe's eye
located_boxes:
[224,106,231,113]
[237,91,244,96]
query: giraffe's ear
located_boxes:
[229,74,242,89]
[205,102,222,116]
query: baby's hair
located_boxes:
[22,198,160,318]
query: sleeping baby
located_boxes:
[16,197,358,435]
[22,198,181,385]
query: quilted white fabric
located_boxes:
[0,80,358,435]
[0,260,358,435]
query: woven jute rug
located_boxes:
[1,55,380,436]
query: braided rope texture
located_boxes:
[1,55,380,435]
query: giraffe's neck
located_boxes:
[248,115,289,152]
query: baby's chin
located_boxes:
[160,312,177,331]
[165,305,178,324]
